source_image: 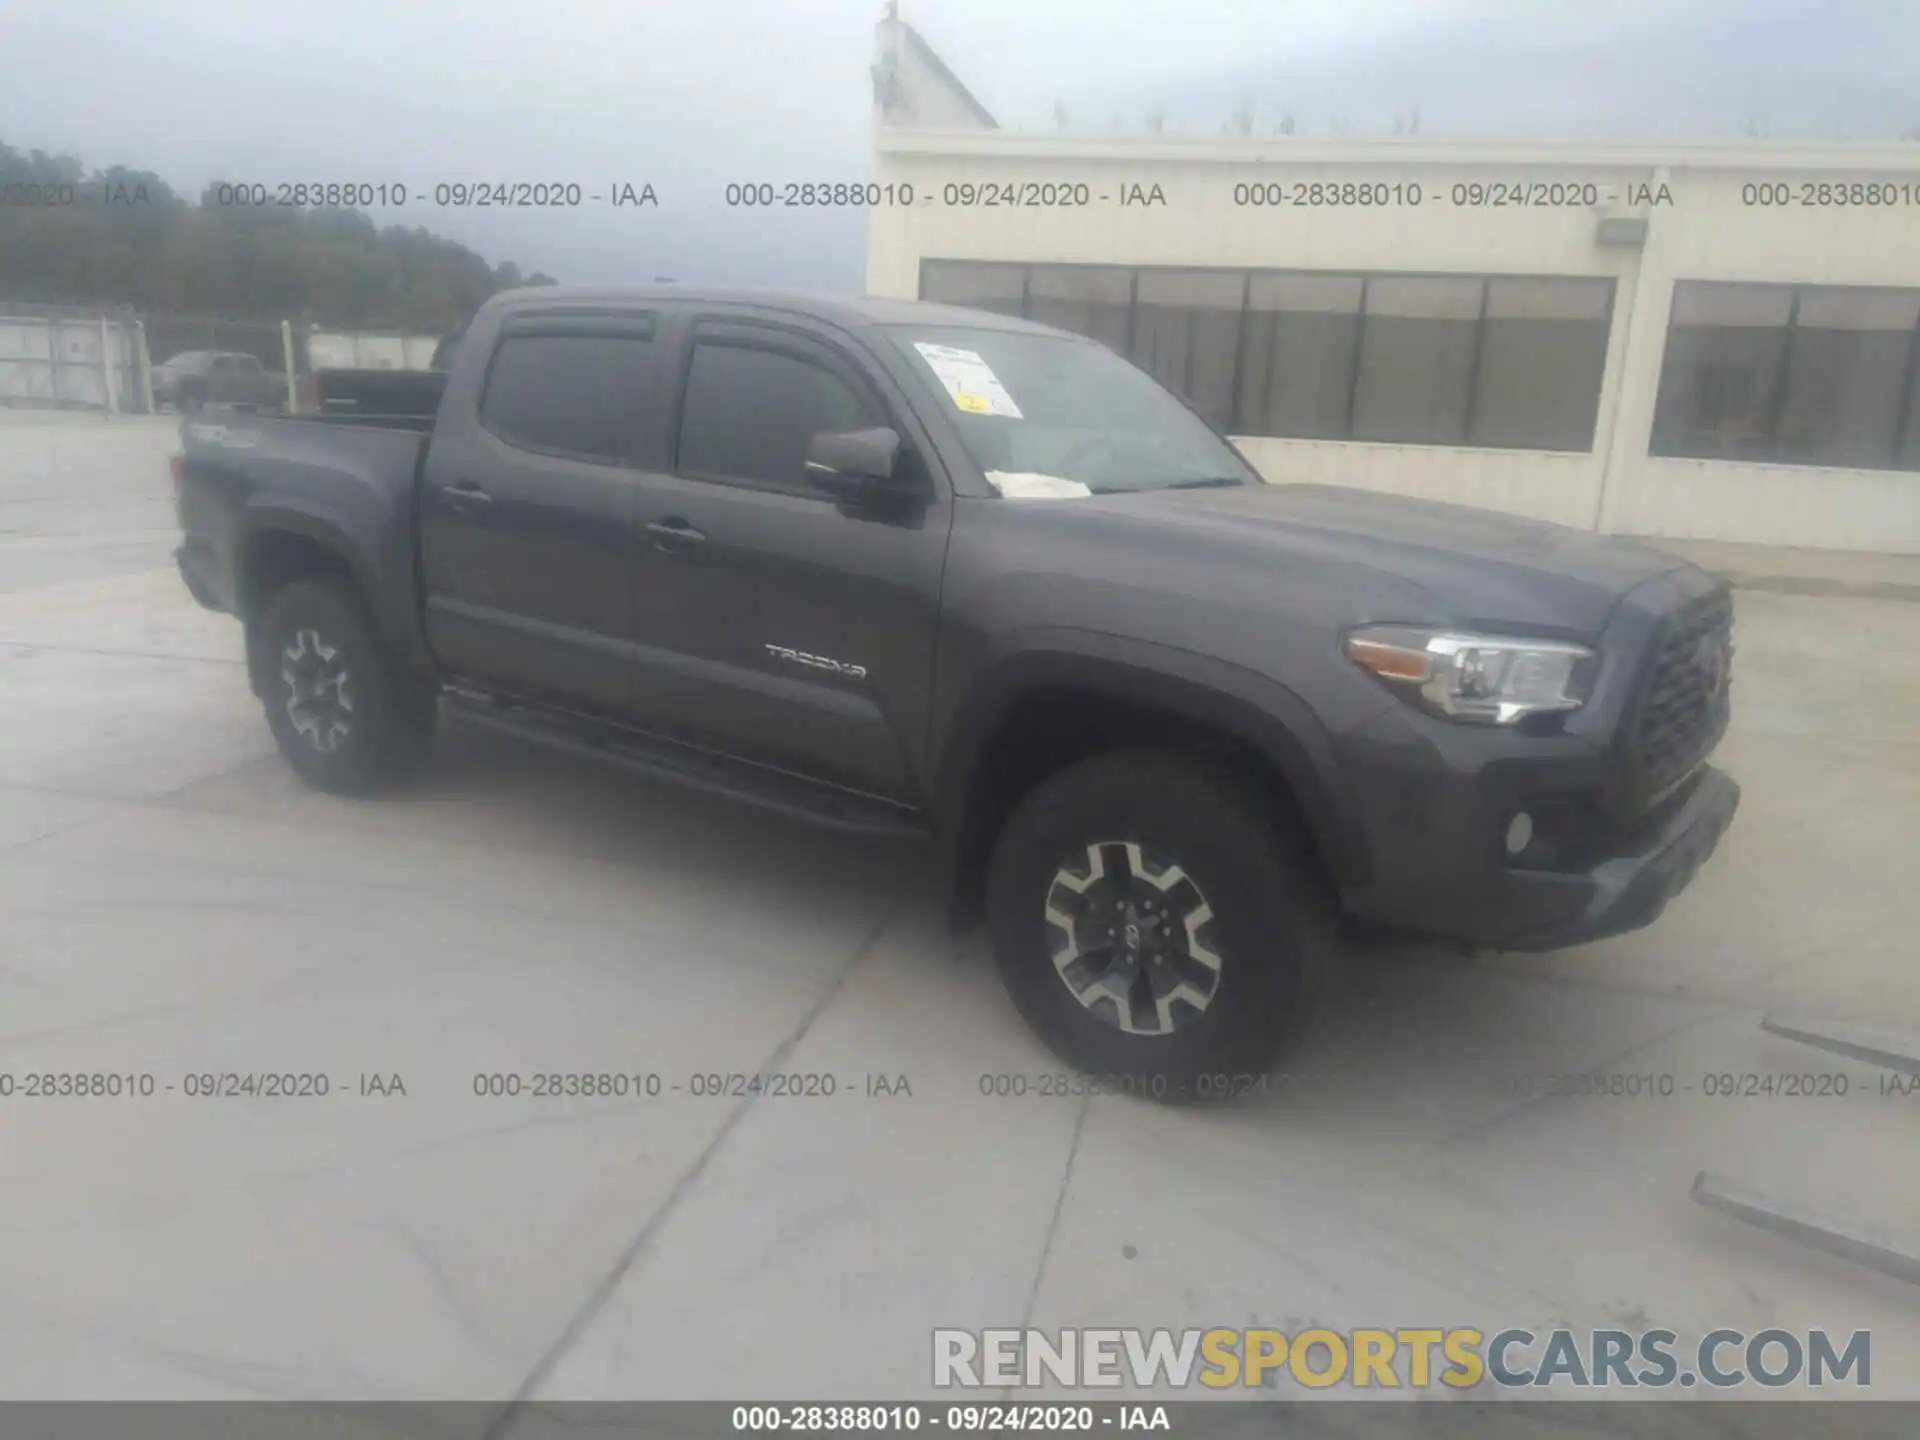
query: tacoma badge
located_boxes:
[764,643,868,680]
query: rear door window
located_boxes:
[480,325,658,464]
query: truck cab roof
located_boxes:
[484,284,1071,339]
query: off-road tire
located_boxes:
[256,578,437,794]
[985,749,1335,1103]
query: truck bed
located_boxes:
[312,367,447,425]
[173,413,434,677]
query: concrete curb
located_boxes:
[1633,536,1920,603]
[1716,572,1920,602]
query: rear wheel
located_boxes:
[256,579,437,794]
[984,750,1333,1102]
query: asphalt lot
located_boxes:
[1,413,1917,1408]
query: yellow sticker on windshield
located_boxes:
[913,342,1024,418]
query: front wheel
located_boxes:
[984,751,1334,1102]
[256,578,437,794]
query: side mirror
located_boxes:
[805,427,911,502]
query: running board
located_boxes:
[440,690,934,841]
[1691,1171,1920,1287]
[1760,1014,1920,1075]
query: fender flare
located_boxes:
[234,503,376,608]
[233,502,405,693]
[933,628,1372,923]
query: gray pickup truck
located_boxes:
[172,285,1740,1097]
[151,350,283,412]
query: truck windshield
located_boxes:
[885,325,1257,496]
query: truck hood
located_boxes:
[1097,482,1691,638]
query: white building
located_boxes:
[866,14,1920,554]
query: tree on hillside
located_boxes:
[0,141,554,330]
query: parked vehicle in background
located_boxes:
[170,286,1741,1097]
[151,350,283,412]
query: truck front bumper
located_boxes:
[1489,764,1739,951]
[1333,698,1741,953]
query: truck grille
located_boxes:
[1626,587,1734,804]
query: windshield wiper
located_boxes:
[1082,476,1252,495]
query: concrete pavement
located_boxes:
[0,413,181,594]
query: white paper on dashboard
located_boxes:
[985,471,1093,499]
[912,342,1024,418]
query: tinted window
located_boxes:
[1902,347,1920,471]
[677,341,876,495]
[1130,270,1243,431]
[1470,278,1613,451]
[1351,276,1482,445]
[1650,284,1794,461]
[1025,265,1132,351]
[1651,282,1920,469]
[1237,274,1364,440]
[1776,288,1920,469]
[921,261,1024,318]
[480,332,655,463]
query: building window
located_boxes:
[1470,277,1614,451]
[1025,265,1133,351]
[919,261,1024,317]
[918,260,1616,453]
[1904,348,1920,472]
[1652,281,1920,470]
[1651,284,1794,462]
[1351,276,1483,445]
[1130,270,1244,430]
[1237,274,1363,441]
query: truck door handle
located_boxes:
[646,518,707,551]
[444,480,492,508]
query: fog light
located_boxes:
[1505,812,1534,856]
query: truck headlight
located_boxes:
[1345,626,1597,724]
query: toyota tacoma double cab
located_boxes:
[172,285,1741,1096]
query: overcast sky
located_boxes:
[2,0,1916,292]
